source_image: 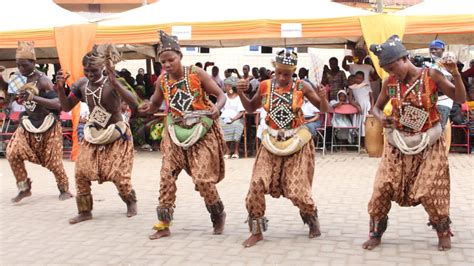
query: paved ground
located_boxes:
[0,151,472,265]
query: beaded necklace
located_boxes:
[396,69,425,115]
[165,66,194,114]
[396,69,429,132]
[268,78,296,129]
[85,76,108,108]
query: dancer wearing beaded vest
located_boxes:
[140,31,227,239]
[6,41,73,203]
[54,44,139,224]
[363,35,466,251]
[236,50,329,247]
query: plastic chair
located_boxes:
[450,103,470,154]
[0,111,21,155]
[314,112,328,156]
[330,103,361,153]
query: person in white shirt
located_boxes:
[301,97,321,138]
[425,39,453,130]
[220,80,245,158]
[343,49,375,85]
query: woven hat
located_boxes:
[369,35,408,67]
[157,30,181,56]
[16,41,36,60]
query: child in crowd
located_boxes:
[348,71,374,146]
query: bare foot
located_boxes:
[438,235,451,251]
[126,201,137,217]
[11,191,32,203]
[362,237,381,250]
[213,211,226,235]
[149,229,171,240]
[69,212,93,224]
[309,223,321,238]
[59,191,73,201]
[242,234,263,248]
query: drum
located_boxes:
[365,115,384,157]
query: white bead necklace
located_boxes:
[396,69,425,115]
[85,76,108,109]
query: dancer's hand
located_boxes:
[381,115,395,128]
[440,53,459,76]
[55,69,70,90]
[316,85,327,100]
[207,105,220,120]
[236,79,250,94]
[138,101,152,115]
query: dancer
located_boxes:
[55,44,139,224]
[140,31,227,239]
[236,50,329,247]
[363,35,466,251]
[5,41,73,203]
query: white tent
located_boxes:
[96,0,374,48]
[0,0,87,32]
[396,0,474,45]
[0,0,89,66]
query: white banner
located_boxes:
[281,23,302,38]
[172,26,192,40]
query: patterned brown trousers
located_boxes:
[74,127,134,198]
[368,137,451,229]
[246,141,317,221]
[158,120,226,210]
[6,121,69,191]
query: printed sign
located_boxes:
[281,23,302,38]
[172,26,192,40]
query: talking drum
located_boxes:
[364,115,383,157]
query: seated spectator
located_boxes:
[302,97,321,138]
[220,80,245,159]
[330,90,356,143]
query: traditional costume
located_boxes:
[245,50,319,235]
[7,41,70,197]
[152,31,226,234]
[70,45,137,218]
[366,35,452,241]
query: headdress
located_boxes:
[16,41,36,60]
[272,49,298,70]
[429,39,445,50]
[157,30,181,56]
[369,35,408,67]
[84,44,122,68]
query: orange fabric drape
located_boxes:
[54,24,97,161]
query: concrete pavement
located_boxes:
[0,152,473,265]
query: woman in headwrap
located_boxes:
[236,50,329,247]
[139,31,227,239]
[363,35,466,251]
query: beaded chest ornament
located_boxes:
[268,79,296,129]
[396,74,428,132]
[165,66,194,115]
[85,76,111,128]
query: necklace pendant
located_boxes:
[89,106,111,128]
